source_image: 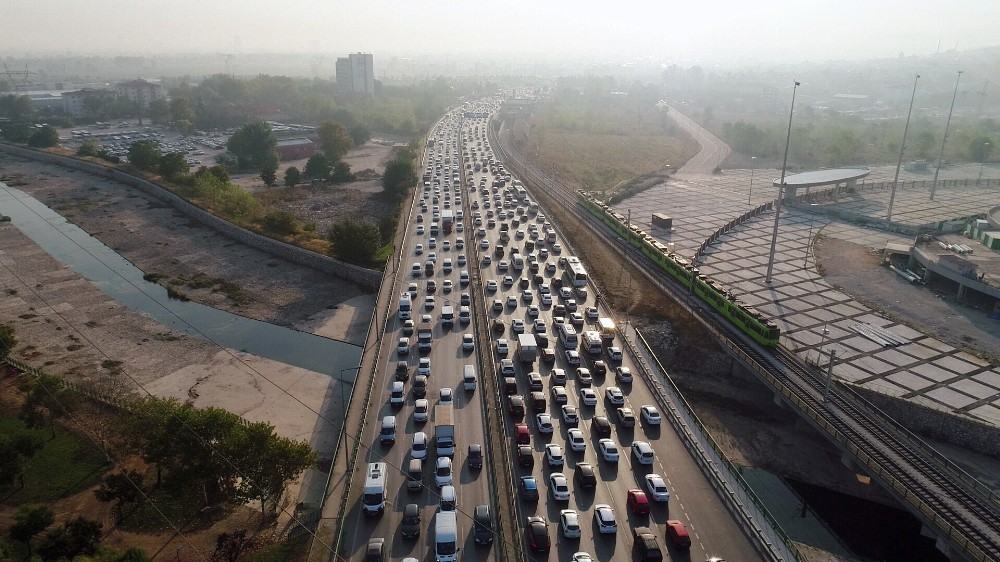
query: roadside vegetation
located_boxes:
[0,330,315,562]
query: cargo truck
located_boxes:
[517,333,538,363]
[442,210,454,234]
[598,317,617,341]
[434,404,455,456]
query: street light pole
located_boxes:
[886,74,920,221]
[978,142,990,185]
[931,71,962,200]
[765,80,800,284]
[748,156,756,205]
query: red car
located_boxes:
[627,489,651,515]
[515,423,531,445]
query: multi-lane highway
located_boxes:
[340,98,759,562]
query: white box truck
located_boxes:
[435,510,458,562]
[517,333,538,363]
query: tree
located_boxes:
[128,140,162,172]
[969,135,993,162]
[328,219,382,266]
[0,323,15,359]
[18,373,70,439]
[9,504,54,558]
[318,121,354,160]
[37,516,102,560]
[227,121,277,170]
[28,126,59,148]
[260,164,278,187]
[212,529,263,562]
[158,152,190,179]
[228,421,316,514]
[378,213,397,244]
[303,153,333,181]
[147,99,171,124]
[0,432,44,488]
[77,138,100,157]
[95,470,144,524]
[330,161,354,183]
[382,158,416,200]
[349,123,371,146]
[283,166,301,187]
[0,94,36,121]
[169,97,197,124]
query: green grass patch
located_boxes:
[0,416,108,505]
[373,243,394,267]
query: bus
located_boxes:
[563,256,589,288]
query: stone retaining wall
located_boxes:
[0,143,382,289]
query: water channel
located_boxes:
[0,183,363,378]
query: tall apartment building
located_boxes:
[116,79,164,109]
[336,53,375,96]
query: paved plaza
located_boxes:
[614,163,1000,427]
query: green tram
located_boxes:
[578,192,780,346]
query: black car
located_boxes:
[575,462,597,488]
[412,374,427,398]
[592,415,612,437]
[400,504,421,539]
[468,443,483,470]
[517,444,534,468]
[473,504,494,545]
[525,516,550,552]
[395,361,409,382]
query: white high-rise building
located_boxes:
[336,53,375,96]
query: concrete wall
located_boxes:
[849,383,1000,457]
[0,143,382,289]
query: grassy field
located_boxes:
[521,97,699,193]
[0,415,108,504]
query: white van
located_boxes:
[435,510,458,562]
[463,364,477,391]
[558,322,579,349]
[584,331,603,356]
[362,462,387,515]
[399,292,412,320]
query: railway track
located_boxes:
[490,116,1000,562]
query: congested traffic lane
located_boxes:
[464,105,758,562]
[344,112,498,562]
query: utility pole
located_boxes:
[931,71,962,200]
[886,74,920,221]
[765,80,800,284]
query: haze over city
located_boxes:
[3,0,999,66]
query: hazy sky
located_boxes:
[3,0,998,65]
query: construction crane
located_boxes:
[2,62,37,93]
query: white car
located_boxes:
[552,386,569,405]
[411,431,428,459]
[496,339,509,356]
[579,388,598,407]
[594,504,617,534]
[631,440,655,465]
[415,244,423,255]
[560,404,579,426]
[512,319,525,334]
[549,472,571,501]
[442,279,453,292]
[413,399,429,423]
[645,474,670,502]
[439,387,453,405]
[608,346,623,361]
[416,225,425,235]
[545,443,564,466]
[417,357,431,376]
[586,307,599,320]
[598,438,620,463]
[486,280,498,292]
[462,333,475,351]
[540,293,553,306]
[560,509,581,539]
[605,386,625,406]
[641,405,662,425]
[428,237,437,249]
[536,413,555,434]
[567,428,586,452]
[424,296,436,310]
[397,337,409,356]
[435,456,453,487]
